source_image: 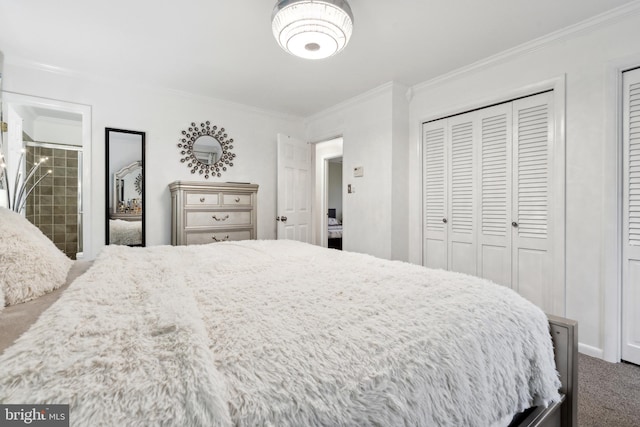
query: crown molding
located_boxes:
[412,0,640,94]
[304,81,395,123]
[4,56,304,123]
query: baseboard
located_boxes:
[578,343,604,359]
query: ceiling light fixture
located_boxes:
[271,0,354,60]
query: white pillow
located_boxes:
[328,217,340,226]
[0,207,73,306]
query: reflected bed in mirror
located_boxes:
[105,128,145,246]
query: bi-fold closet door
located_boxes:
[423,91,557,313]
[622,68,640,365]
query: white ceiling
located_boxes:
[0,0,636,117]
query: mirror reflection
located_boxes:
[193,135,222,165]
[106,128,145,246]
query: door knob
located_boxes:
[442,218,448,224]
[281,216,288,222]
[512,221,519,228]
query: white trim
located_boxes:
[2,91,92,260]
[602,55,640,363]
[412,1,640,95]
[579,343,604,359]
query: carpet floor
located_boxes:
[579,353,640,426]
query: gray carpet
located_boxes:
[579,353,640,426]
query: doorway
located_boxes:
[1,92,92,259]
[313,137,343,248]
[326,158,343,250]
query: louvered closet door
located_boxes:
[511,92,555,313]
[423,120,448,269]
[447,113,477,275]
[477,104,513,286]
[622,68,640,365]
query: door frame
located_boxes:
[1,92,92,259]
[602,54,640,362]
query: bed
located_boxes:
[0,235,577,426]
[327,208,343,250]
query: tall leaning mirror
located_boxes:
[105,128,145,246]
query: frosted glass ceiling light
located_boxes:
[272,0,354,60]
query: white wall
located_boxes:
[306,82,409,260]
[407,10,640,359]
[306,85,393,258]
[391,84,410,261]
[2,63,305,258]
[34,117,82,146]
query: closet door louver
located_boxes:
[448,114,476,275]
[511,92,554,311]
[626,78,640,246]
[477,104,512,286]
[622,68,640,365]
[422,120,448,269]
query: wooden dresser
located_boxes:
[169,181,258,245]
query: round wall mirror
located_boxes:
[192,135,222,165]
[177,121,236,178]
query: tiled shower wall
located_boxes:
[25,145,78,259]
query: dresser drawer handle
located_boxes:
[212,214,230,222]
[200,197,205,203]
[234,197,240,203]
[212,234,230,242]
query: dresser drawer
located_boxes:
[185,210,252,227]
[185,192,219,206]
[222,193,252,206]
[185,229,252,245]
[170,181,258,246]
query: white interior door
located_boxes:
[277,134,311,242]
[477,103,513,286]
[622,68,640,365]
[511,92,555,314]
[423,120,448,269]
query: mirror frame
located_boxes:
[105,128,145,246]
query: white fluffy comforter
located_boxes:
[0,240,560,426]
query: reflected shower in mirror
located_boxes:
[105,128,145,246]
